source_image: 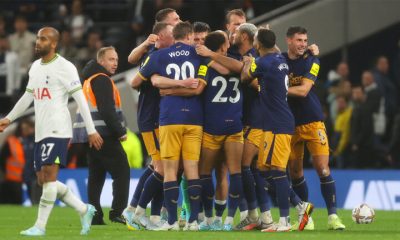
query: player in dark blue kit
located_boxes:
[242,28,313,232]
[196,23,273,231]
[123,22,197,230]
[284,26,345,230]
[138,22,206,231]
[193,31,244,231]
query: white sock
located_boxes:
[204,216,213,224]
[56,181,86,216]
[198,211,205,222]
[248,209,258,220]
[261,210,272,223]
[150,215,160,223]
[279,216,290,226]
[127,206,136,213]
[215,216,222,222]
[135,206,146,216]
[34,182,57,230]
[161,207,167,214]
[240,210,248,221]
[224,216,233,225]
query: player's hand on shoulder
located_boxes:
[308,44,319,56]
[146,34,158,46]
[196,45,212,57]
[88,132,103,150]
[0,118,11,132]
[181,78,199,89]
[242,56,253,64]
[119,134,127,142]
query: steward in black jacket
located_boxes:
[75,47,130,225]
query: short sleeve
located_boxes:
[138,53,158,81]
[248,57,263,79]
[60,61,82,94]
[26,66,34,94]
[303,56,320,82]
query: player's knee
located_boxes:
[317,167,330,177]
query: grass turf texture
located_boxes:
[1,206,399,240]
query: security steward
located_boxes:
[72,46,130,225]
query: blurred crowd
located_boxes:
[0,0,399,171]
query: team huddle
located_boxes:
[0,7,346,236]
[122,8,346,232]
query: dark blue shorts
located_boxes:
[33,138,70,172]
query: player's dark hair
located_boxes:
[226,9,246,23]
[152,22,171,34]
[173,21,193,40]
[155,8,176,22]
[286,26,307,37]
[204,31,226,52]
[257,29,276,49]
[194,21,211,33]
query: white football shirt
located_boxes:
[26,54,83,142]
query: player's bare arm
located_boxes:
[196,45,243,73]
[287,79,314,97]
[151,74,199,89]
[0,118,11,132]
[127,34,158,64]
[240,56,253,82]
[159,81,206,97]
[208,61,230,75]
[130,73,144,90]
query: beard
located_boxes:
[35,45,51,57]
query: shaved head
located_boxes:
[39,27,60,43]
[35,27,60,58]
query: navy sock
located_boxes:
[164,181,179,224]
[289,185,302,206]
[239,197,248,212]
[151,192,163,216]
[187,179,202,223]
[228,173,243,217]
[254,169,271,212]
[214,200,226,217]
[151,183,164,216]
[241,167,258,210]
[270,170,290,218]
[130,165,154,207]
[138,171,163,209]
[261,171,277,205]
[320,175,337,215]
[292,176,308,201]
[200,175,214,218]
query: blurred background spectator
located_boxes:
[0,117,37,204]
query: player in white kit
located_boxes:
[0,27,103,236]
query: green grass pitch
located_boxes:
[0,206,399,240]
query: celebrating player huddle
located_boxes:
[0,7,346,236]
[122,8,345,232]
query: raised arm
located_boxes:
[127,34,158,64]
[196,45,243,73]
